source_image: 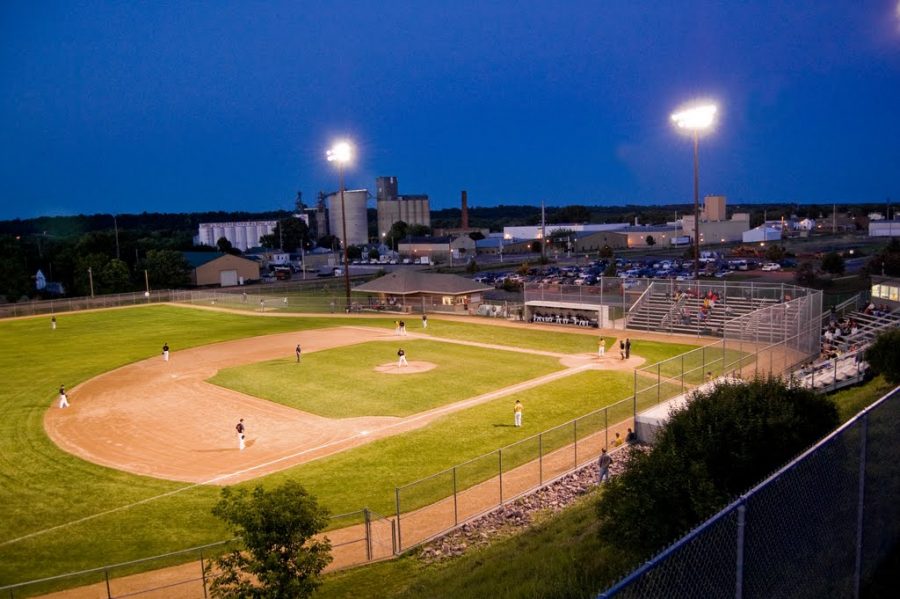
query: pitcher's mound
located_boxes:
[374,361,437,374]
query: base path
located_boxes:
[43,327,642,486]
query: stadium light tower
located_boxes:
[326,140,354,310]
[671,103,718,280]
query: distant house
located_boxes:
[182,252,260,287]
[353,269,491,313]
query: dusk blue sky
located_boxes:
[1,1,899,220]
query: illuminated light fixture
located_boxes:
[326,140,355,308]
[671,101,719,280]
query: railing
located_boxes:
[599,386,900,599]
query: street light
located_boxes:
[326,140,353,310]
[671,102,718,280]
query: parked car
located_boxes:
[761,262,782,271]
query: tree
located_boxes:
[316,235,339,251]
[274,217,311,252]
[603,261,617,277]
[386,221,409,245]
[368,248,380,260]
[530,240,542,253]
[765,244,786,263]
[645,235,656,246]
[144,249,190,289]
[206,481,332,598]
[346,245,362,261]
[820,251,845,275]
[99,259,132,293]
[216,237,235,254]
[548,227,575,248]
[865,238,900,277]
[408,224,432,237]
[466,259,478,274]
[554,205,591,223]
[599,245,614,259]
[794,261,817,287]
[865,329,900,384]
[468,231,485,242]
[596,378,839,564]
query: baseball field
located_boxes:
[0,304,704,593]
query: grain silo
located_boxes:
[327,189,369,246]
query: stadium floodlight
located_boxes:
[326,140,355,308]
[671,102,718,281]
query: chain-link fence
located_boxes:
[393,395,635,552]
[0,509,397,598]
[599,385,900,599]
[0,290,176,318]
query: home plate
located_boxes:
[373,361,437,374]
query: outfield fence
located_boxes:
[0,508,397,599]
[599,385,900,599]
[0,290,175,318]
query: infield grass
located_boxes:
[0,304,692,590]
[210,340,564,418]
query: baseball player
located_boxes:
[399,321,407,336]
[58,385,69,408]
[514,400,523,427]
[397,348,408,367]
[51,315,57,330]
[422,314,428,328]
[296,344,302,363]
[236,419,246,450]
[598,336,605,358]
[162,342,169,362]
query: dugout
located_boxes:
[525,300,609,328]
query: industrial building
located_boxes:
[869,220,900,237]
[197,221,276,251]
[376,176,430,235]
[182,252,260,287]
[325,189,369,246]
[680,195,751,245]
[743,225,783,243]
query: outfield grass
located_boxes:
[209,340,563,418]
[0,305,692,589]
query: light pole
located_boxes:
[326,141,353,310]
[671,103,717,281]
[87,267,95,298]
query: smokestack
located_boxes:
[461,190,469,229]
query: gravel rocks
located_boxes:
[416,446,639,564]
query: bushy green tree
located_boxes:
[596,378,839,563]
[206,481,332,598]
[144,249,190,289]
[865,329,900,384]
[794,261,817,286]
[865,238,900,277]
[645,235,656,246]
[821,251,845,275]
[599,245,614,259]
[765,244,786,262]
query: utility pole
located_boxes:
[540,201,546,264]
[88,267,95,298]
[113,215,120,260]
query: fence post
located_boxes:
[498,449,503,504]
[104,568,112,599]
[633,370,638,420]
[539,433,543,484]
[604,407,609,449]
[657,363,661,403]
[681,353,685,393]
[736,502,746,599]
[853,414,868,599]
[364,508,372,561]
[391,519,398,555]
[200,551,208,599]
[573,420,578,467]
[395,488,402,552]
[452,467,459,526]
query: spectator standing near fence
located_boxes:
[513,400,524,427]
[625,338,631,359]
[619,340,625,360]
[597,448,612,483]
[625,428,637,445]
